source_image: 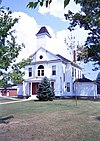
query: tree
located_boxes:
[0,7,32,88]
[37,76,55,101]
[27,0,100,70]
[27,0,79,9]
[65,0,100,70]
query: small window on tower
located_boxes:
[39,55,43,59]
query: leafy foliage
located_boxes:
[27,0,81,8]
[27,0,100,70]
[64,0,70,8]
[64,0,100,70]
[0,7,20,71]
[27,0,52,8]
[0,7,32,88]
[77,44,89,63]
[37,76,55,101]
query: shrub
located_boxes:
[37,77,55,101]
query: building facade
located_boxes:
[17,26,82,98]
[74,77,97,99]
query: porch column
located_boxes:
[30,82,32,96]
[23,81,26,97]
[93,84,96,99]
[7,90,9,96]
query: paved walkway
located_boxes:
[0,99,31,105]
[0,96,38,105]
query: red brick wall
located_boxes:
[0,89,17,96]
[9,89,17,96]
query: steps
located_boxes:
[28,95,38,100]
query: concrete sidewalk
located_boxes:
[0,99,31,105]
[0,95,38,105]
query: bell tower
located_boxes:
[36,26,51,49]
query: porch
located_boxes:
[22,78,55,97]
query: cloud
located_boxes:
[11,11,98,80]
[11,12,69,60]
[39,0,81,20]
[79,62,99,80]
[12,12,38,61]
[11,12,88,62]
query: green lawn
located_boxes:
[0,99,100,141]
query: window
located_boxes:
[38,65,44,76]
[72,67,74,77]
[67,82,70,92]
[78,70,79,78]
[29,68,32,77]
[60,77,62,93]
[52,65,56,75]
[80,71,81,78]
[63,73,65,82]
[39,55,43,59]
[75,69,76,78]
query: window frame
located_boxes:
[67,82,70,92]
[72,67,74,77]
[28,68,32,77]
[37,65,44,76]
[52,65,56,75]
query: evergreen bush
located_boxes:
[37,77,55,101]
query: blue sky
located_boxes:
[1,0,99,80]
[2,0,69,32]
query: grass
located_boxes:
[0,99,100,141]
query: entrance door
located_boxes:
[32,83,38,95]
[51,82,54,91]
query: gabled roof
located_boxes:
[32,47,60,60]
[56,54,71,63]
[56,54,82,69]
[36,26,51,38]
[71,62,82,70]
[75,77,93,82]
[29,47,82,70]
[28,47,61,65]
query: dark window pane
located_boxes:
[38,65,44,69]
[38,70,40,76]
[52,65,56,75]
[41,70,44,76]
[67,82,70,92]
[29,68,32,77]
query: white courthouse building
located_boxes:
[17,26,84,98]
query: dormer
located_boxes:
[36,26,51,49]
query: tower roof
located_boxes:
[36,26,51,38]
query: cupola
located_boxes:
[36,26,51,49]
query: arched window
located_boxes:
[38,65,44,76]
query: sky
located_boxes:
[1,0,99,80]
